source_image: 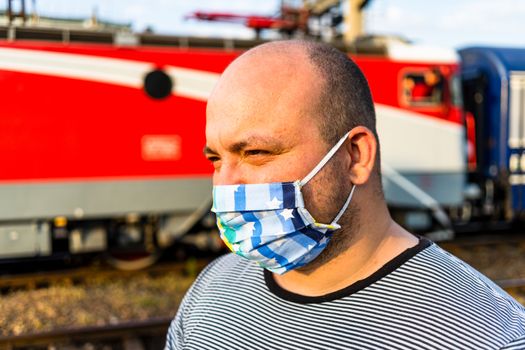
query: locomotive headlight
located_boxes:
[54,216,68,228]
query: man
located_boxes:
[166,40,525,349]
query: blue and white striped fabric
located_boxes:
[212,182,302,212]
[212,181,335,274]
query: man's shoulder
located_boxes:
[400,242,525,319]
[200,252,257,278]
[368,241,525,346]
[407,242,512,296]
[197,253,242,279]
[411,242,507,289]
[186,253,261,297]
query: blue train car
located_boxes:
[460,47,525,221]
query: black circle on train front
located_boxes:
[143,69,173,100]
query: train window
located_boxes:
[401,69,444,106]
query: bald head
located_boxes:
[206,40,381,191]
[208,41,325,142]
[209,40,377,146]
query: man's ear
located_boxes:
[344,126,377,185]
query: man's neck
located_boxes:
[273,213,418,297]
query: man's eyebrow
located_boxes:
[203,136,286,155]
[203,146,217,155]
[232,136,286,153]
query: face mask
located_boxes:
[211,131,356,275]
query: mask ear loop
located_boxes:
[299,131,351,187]
[330,184,356,226]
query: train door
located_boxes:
[462,74,488,177]
[508,72,525,214]
[462,73,498,217]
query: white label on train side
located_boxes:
[141,135,181,161]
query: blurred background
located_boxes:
[1,0,524,47]
[1,1,525,349]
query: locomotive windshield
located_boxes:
[401,69,444,106]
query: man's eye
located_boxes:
[206,155,220,163]
[245,150,269,156]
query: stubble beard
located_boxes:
[296,155,360,275]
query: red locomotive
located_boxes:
[0,27,465,267]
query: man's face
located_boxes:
[204,48,351,225]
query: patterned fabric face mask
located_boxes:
[211,131,356,274]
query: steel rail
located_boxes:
[0,259,208,291]
[0,316,172,349]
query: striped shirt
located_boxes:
[166,239,525,349]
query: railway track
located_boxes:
[0,259,208,293]
[0,259,208,340]
[0,317,171,350]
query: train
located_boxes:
[460,47,525,225]
[0,25,522,268]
